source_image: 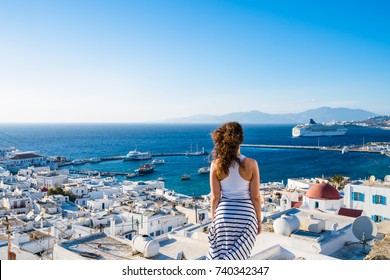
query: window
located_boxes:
[372,195,387,205]
[314,201,319,208]
[156,230,161,236]
[168,226,172,232]
[352,192,365,202]
[150,232,154,237]
[371,215,386,222]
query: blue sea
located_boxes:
[0,123,389,196]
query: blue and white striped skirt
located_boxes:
[207,198,258,260]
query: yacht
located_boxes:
[292,119,348,137]
[185,145,209,156]
[135,163,155,174]
[198,166,210,174]
[123,149,152,161]
[151,158,165,165]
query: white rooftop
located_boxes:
[0,244,41,260]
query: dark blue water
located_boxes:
[0,123,389,196]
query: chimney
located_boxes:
[110,217,116,236]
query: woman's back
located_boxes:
[220,154,250,199]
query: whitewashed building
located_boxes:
[63,182,89,198]
[344,177,390,222]
[87,198,114,211]
[0,152,47,171]
[1,195,33,215]
[286,178,322,191]
[176,204,211,225]
[122,180,165,193]
[121,210,187,238]
[301,182,344,214]
[12,229,55,255]
[34,171,68,190]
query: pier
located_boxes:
[69,169,136,177]
[57,151,209,167]
[240,144,384,154]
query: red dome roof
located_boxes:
[305,182,341,200]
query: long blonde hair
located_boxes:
[211,122,244,179]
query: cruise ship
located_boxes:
[292,119,348,137]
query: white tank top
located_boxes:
[220,155,250,199]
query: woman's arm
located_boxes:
[209,161,221,222]
[249,159,262,235]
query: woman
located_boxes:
[207,122,262,260]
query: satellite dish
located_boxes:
[352,216,377,241]
[369,175,376,185]
[348,216,378,254]
[384,175,390,183]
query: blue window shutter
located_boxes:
[371,215,375,221]
[361,193,365,202]
[372,195,375,203]
[382,196,387,206]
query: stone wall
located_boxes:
[364,221,390,260]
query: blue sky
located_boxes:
[0,0,389,122]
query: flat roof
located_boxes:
[151,232,208,260]
[59,233,133,260]
[349,180,390,189]
[0,244,41,260]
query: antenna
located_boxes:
[347,216,378,254]
[369,175,376,185]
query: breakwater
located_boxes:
[240,144,384,154]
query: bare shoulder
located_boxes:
[210,159,219,173]
[243,157,258,168]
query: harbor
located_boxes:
[55,141,390,179]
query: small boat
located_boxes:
[157,177,165,181]
[198,166,210,174]
[125,173,137,178]
[135,163,155,174]
[151,159,165,165]
[341,146,350,154]
[181,174,191,180]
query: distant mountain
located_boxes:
[164,107,378,124]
